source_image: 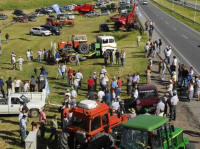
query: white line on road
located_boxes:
[182,34,188,39]
[166,22,169,24]
[161,18,163,19]
[173,27,176,30]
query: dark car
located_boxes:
[49,15,55,18]
[99,24,109,32]
[40,25,61,35]
[0,13,8,20]
[27,16,36,22]
[13,9,26,16]
[129,85,160,113]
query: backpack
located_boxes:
[22,104,28,113]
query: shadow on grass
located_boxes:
[1,119,19,125]
[18,38,31,41]
[0,134,23,148]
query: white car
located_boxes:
[33,12,45,17]
[143,0,148,4]
[30,27,51,36]
[65,13,75,20]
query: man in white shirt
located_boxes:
[167,80,173,96]
[17,56,24,71]
[165,47,172,65]
[26,49,31,64]
[12,55,16,70]
[169,90,179,121]
[61,63,66,79]
[97,88,105,102]
[149,57,152,67]
[75,70,83,88]
[144,43,149,58]
[100,66,107,74]
[155,99,165,116]
[163,46,168,56]
[14,77,21,93]
[18,109,27,122]
[37,49,42,62]
[23,81,29,92]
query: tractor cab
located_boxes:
[120,115,190,149]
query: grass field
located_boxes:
[0,5,148,149]
[186,0,200,5]
[151,0,200,32]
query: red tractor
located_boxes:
[58,34,89,54]
[108,2,139,31]
[58,100,128,149]
[45,17,63,29]
[74,3,95,15]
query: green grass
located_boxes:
[0,7,148,149]
[151,0,200,32]
[0,0,92,11]
[186,0,200,5]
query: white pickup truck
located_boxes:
[0,92,46,117]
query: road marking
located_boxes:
[138,3,200,75]
[182,34,188,39]
[166,22,169,24]
[173,27,176,30]
[161,17,163,19]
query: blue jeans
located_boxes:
[102,85,107,93]
[121,58,125,66]
[38,55,41,62]
[162,70,165,80]
[104,57,108,65]
[20,129,26,143]
[49,128,58,141]
[61,72,65,79]
[166,56,170,64]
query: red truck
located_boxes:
[13,16,28,23]
[74,3,95,15]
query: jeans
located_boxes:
[121,58,125,66]
[76,59,80,66]
[6,39,8,43]
[49,128,58,141]
[15,87,19,93]
[102,85,107,93]
[116,57,119,65]
[40,122,45,138]
[180,77,186,87]
[166,56,170,64]
[161,70,165,80]
[61,72,65,79]
[30,85,35,92]
[127,85,131,96]
[37,55,41,62]
[170,105,177,120]
[104,57,108,66]
[20,129,26,143]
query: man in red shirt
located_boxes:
[39,108,47,138]
[87,76,94,92]
[67,67,73,86]
[117,77,123,91]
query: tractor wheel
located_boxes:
[69,55,76,63]
[114,23,119,31]
[186,143,196,149]
[77,43,89,54]
[86,133,115,149]
[57,131,70,149]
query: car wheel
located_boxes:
[0,102,6,105]
[41,33,45,37]
[85,15,88,17]
[30,109,39,117]
[30,32,34,35]
[95,14,98,17]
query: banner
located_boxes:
[51,4,61,15]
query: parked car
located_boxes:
[36,7,53,14]
[60,6,73,11]
[33,12,45,17]
[12,9,26,16]
[57,14,65,20]
[27,16,36,22]
[65,13,75,20]
[0,13,8,20]
[13,16,28,23]
[48,15,55,18]
[40,25,62,35]
[101,10,110,15]
[59,7,66,12]
[85,11,101,17]
[99,24,109,32]
[30,27,51,36]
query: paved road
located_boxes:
[168,0,200,11]
[138,1,200,74]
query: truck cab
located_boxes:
[97,36,117,54]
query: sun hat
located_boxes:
[128,108,136,113]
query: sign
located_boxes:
[50,4,61,15]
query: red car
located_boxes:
[13,16,28,23]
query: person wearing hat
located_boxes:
[92,72,97,92]
[162,93,169,117]
[125,108,137,119]
[169,90,179,121]
[12,54,17,70]
[144,108,150,115]
[19,114,27,144]
[10,51,15,64]
[17,56,24,71]
[155,98,165,116]
[75,52,80,66]
[0,77,5,98]
[75,70,83,88]
[137,34,141,47]
[167,80,173,97]
[37,49,42,62]
[70,86,77,107]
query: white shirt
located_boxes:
[172,58,177,66]
[12,57,16,63]
[189,70,194,76]
[97,91,105,102]
[144,45,149,51]
[156,101,165,115]
[14,80,21,87]
[23,83,29,92]
[167,83,173,92]
[18,112,27,122]
[65,92,71,100]
[27,51,30,57]
[38,51,42,56]
[165,49,171,56]
[111,102,120,110]
[171,96,179,105]
[101,77,107,85]
[74,79,79,87]
[149,59,152,66]
[20,118,27,130]
[133,90,138,98]
[197,80,200,90]
[121,52,125,58]
[17,58,24,64]
[112,92,116,99]
[61,65,66,72]
[100,68,107,74]
[75,72,83,80]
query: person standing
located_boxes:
[49,115,58,142]
[125,108,137,119]
[145,65,151,85]
[155,99,165,116]
[110,50,113,64]
[70,87,77,107]
[14,77,21,93]
[5,33,9,44]
[75,52,80,66]
[6,77,12,96]
[19,115,27,144]
[197,76,200,102]
[169,90,179,121]
[117,77,123,91]
[104,51,109,66]
[162,93,169,117]
[120,50,125,66]
[115,50,120,65]
[88,90,95,100]
[75,70,83,88]
[187,79,194,102]
[165,47,172,65]
[67,67,73,86]
[0,77,5,98]
[145,21,148,31]
[12,55,17,70]
[55,52,60,65]
[172,56,177,71]
[39,108,47,138]
[92,72,97,92]
[29,76,36,92]
[17,56,24,71]
[61,63,66,79]
[30,49,33,62]
[43,49,47,61]
[137,34,141,48]
[97,88,105,103]
[180,66,189,88]
[37,49,42,62]
[26,49,31,64]
[105,90,111,106]
[125,74,133,96]
[158,39,162,54]
[161,60,166,80]
[87,76,94,92]
[10,51,15,64]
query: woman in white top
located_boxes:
[188,79,194,102]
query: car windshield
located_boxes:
[20,95,30,103]
[139,90,156,98]
[73,117,89,131]
[121,127,147,149]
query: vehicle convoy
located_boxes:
[108,2,138,31]
[120,115,195,149]
[129,85,160,113]
[58,34,117,62]
[74,3,95,15]
[13,16,28,23]
[58,100,128,149]
[0,92,46,117]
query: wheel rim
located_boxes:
[81,45,88,52]
[70,56,75,62]
[31,111,38,117]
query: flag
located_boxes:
[45,76,50,96]
[58,63,63,77]
[50,4,61,15]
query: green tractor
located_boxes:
[119,115,196,149]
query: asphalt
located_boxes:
[138,0,200,75]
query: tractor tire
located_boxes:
[186,143,196,149]
[87,133,115,149]
[78,43,89,54]
[57,131,70,149]
[69,55,76,63]
[114,23,119,31]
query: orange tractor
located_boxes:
[58,100,128,149]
